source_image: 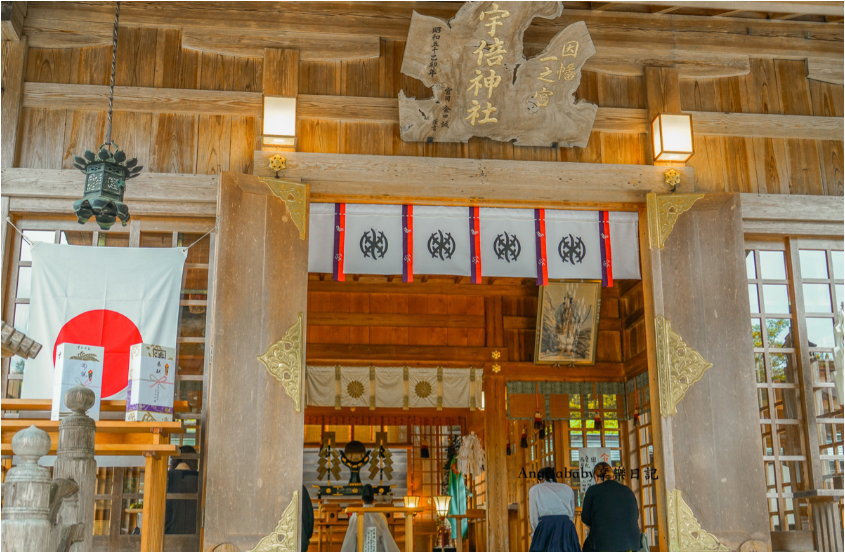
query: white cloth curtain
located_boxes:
[306,366,482,409]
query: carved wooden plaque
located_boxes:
[399,1,597,148]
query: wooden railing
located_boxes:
[1,395,185,552]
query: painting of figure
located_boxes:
[534,281,602,365]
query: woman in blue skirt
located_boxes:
[529,467,581,552]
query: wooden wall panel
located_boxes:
[744,59,789,194]
[10,16,842,198]
[149,113,198,173]
[810,80,845,196]
[61,110,106,169]
[16,107,66,168]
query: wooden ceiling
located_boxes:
[305,275,648,383]
[568,1,844,22]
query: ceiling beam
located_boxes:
[252,151,689,206]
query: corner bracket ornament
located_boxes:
[251,490,299,552]
[259,177,307,241]
[655,315,713,417]
[258,312,303,412]
[667,489,730,552]
[646,193,703,249]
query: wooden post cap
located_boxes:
[12,424,51,461]
[65,385,96,414]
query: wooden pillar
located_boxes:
[54,386,97,552]
[483,374,508,552]
[203,172,309,550]
[262,47,299,153]
[644,66,682,167]
[141,431,167,552]
[1,36,27,168]
[643,194,771,550]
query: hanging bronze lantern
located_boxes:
[72,2,137,231]
[72,142,141,229]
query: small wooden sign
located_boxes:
[399,1,597,148]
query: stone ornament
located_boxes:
[250,490,299,552]
[399,1,597,147]
[655,315,713,417]
[258,313,304,412]
[667,489,730,552]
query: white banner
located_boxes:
[343,204,403,275]
[306,203,640,280]
[22,243,186,400]
[578,447,612,494]
[478,208,537,278]
[414,206,471,276]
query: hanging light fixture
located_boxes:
[72,1,142,230]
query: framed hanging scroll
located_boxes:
[534,281,602,365]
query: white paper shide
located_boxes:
[51,343,104,421]
[126,343,176,422]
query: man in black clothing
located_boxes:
[164,446,199,535]
[581,462,641,552]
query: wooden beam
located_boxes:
[807,58,844,86]
[2,36,27,167]
[21,82,263,117]
[19,84,843,141]
[1,2,26,41]
[254,151,689,205]
[492,361,625,381]
[690,110,843,141]
[0,168,218,217]
[641,2,844,17]
[306,344,507,364]
[740,193,845,237]
[1,168,217,203]
[182,27,380,60]
[307,312,486,328]
[308,277,538,297]
[21,4,842,78]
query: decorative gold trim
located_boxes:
[259,177,307,241]
[664,168,681,190]
[403,366,409,410]
[258,313,304,412]
[646,193,704,249]
[667,489,730,552]
[655,315,713,417]
[251,490,299,552]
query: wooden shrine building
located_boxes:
[1,1,843,552]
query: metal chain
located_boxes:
[105,1,121,147]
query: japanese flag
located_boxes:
[22,243,186,400]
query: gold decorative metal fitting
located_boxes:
[251,490,299,552]
[491,350,501,360]
[257,312,303,412]
[492,363,501,373]
[667,489,729,551]
[655,315,713,417]
[646,192,704,249]
[664,169,681,191]
[268,154,287,177]
[259,178,307,241]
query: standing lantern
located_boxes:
[71,2,140,231]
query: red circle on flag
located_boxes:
[53,310,142,398]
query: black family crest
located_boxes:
[493,232,521,263]
[427,230,457,260]
[360,229,388,259]
[558,234,586,264]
